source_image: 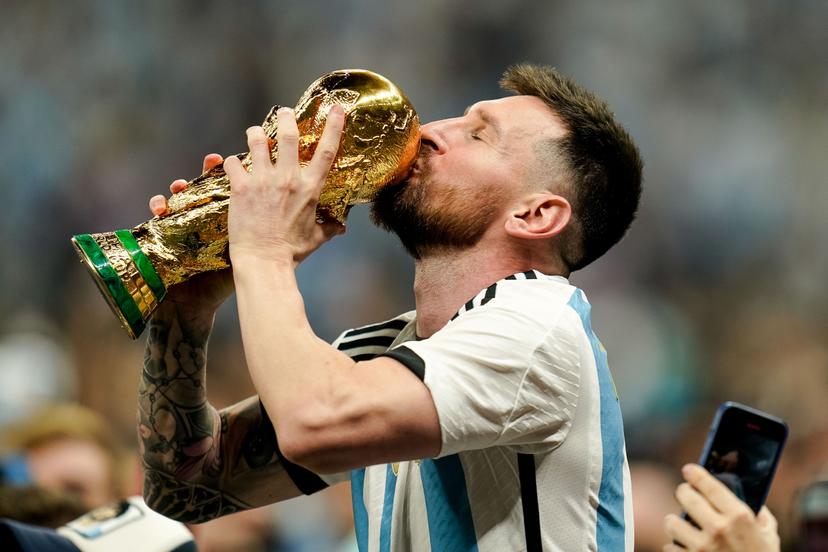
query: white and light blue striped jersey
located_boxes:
[282,270,633,551]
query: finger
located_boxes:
[203,153,224,173]
[307,104,345,184]
[675,482,721,531]
[246,126,273,170]
[663,513,705,550]
[223,155,246,184]
[169,179,188,194]
[662,545,685,552]
[274,107,299,171]
[757,506,778,530]
[682,464,747,515]
[149,194,169,216]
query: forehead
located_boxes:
[471,95,567,142]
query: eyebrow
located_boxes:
[464,105,502,140]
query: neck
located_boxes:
[411,242,567,338]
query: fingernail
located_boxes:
[278,107,293,116]
[681,464,695,477]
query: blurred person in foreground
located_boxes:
[0,403,125,515]
[663,464,780,551]
[0,486,87,529]
[631,462,681,552]
[139,64,643,550]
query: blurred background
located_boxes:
[1,0,826,550]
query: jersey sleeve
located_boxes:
[381,299,581,456]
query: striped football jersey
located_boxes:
[277,270,633,551]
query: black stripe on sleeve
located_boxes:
[523,270,538,279]
[379,345,425,381]
[337,335,397,351]
[343,318,408,337]
[518,453,542,551]
[257,401,328,495]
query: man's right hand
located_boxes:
[149,153,234,313]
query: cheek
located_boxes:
[424,151,511,212]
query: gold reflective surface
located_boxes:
[132,69,419,287]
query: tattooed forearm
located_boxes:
[138,302,301,522]
[241,407,278,469]
[138,303,235,521]
[143,469,247,523]
[139,309,220,479]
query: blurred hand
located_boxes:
[225,106,346,266]
[148,153,234,313]
[148,153,224,217]
[663,464,780,552]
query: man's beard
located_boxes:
[370,154,499,260]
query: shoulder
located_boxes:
[492,273,579,315]
[448,271,583,337]
[332,311,415,359]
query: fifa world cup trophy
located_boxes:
[71,70,420,339]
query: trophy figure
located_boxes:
[71,69,420,339]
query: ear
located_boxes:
[504,193,571,240]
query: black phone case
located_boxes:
[696,401,788,513]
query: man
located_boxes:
[139,64,643,551]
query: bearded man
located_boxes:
[139,63,643,551]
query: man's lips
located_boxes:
[404,159,421,179]
[412,153,429,173]
[402,149,429,182]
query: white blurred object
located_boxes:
[0,329,77,426]
[57,496,194,552]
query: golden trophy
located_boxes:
[71,69,420,339]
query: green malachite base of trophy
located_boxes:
[72,231,168,339]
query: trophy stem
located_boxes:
[71,230,167,339]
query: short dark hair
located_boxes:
[500,63,643,271]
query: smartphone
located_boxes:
[696,401,788,513]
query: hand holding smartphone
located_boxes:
[664,402,788,551]
[666,465,781,551]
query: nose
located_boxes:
[419,120,450,154]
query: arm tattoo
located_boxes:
[138,304,297,523]
[143,470,247,523]
[241,407,278,469]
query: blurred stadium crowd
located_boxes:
[1,1,826,550]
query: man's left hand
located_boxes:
[225,105,346,266]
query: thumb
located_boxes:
[757,506,778,531]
